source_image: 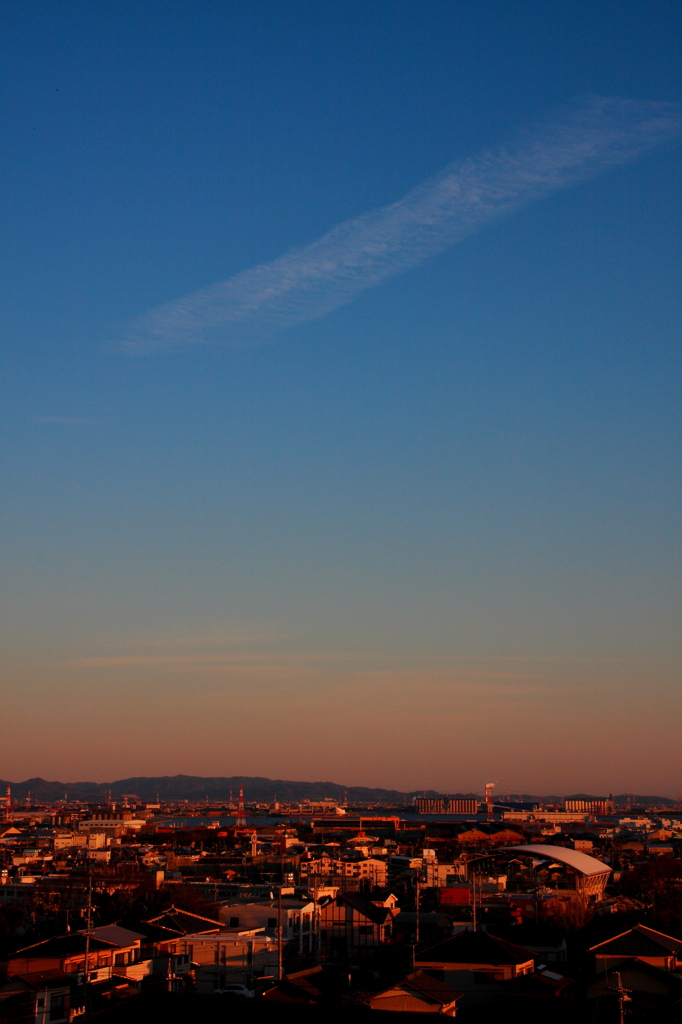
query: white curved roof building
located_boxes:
[504,845,611,876]
[502,844,611,900]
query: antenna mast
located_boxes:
[236,785,246,828]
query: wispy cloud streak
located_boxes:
[34,416,110,426]
[122,97,681,353]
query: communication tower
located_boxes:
[485,782,495,819]
[236,785,247,828]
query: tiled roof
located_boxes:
[507,969,573,995]
[219,898,308,909]
[88,925,146,947]
[337,893,390,924]
[117,917,185,943]
[10,935,116,959]
[89,975,136,994]
[590,924,682,957]
[417,930,534,966]
[4,971,72,989]
[401,970,462,1005]
[146,906,222,935]
[263,966,342,1003]
[592,957,682,992]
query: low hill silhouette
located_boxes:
[0,776,676,806]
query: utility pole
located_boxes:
[82,877,93,1016]
[277,886,283,981]
[411,875,421,971]
[312,879,319,959]
[415,877,420,945]
[615,972,631,1024]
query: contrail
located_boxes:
[121,97,681,353]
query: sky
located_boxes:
[1,0,681,796]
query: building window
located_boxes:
[267,918,277,928]
[229,917,240,927]
[49,994,66,1021]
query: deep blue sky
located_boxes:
[1,1,680,793]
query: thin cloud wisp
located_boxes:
[120,97,681,353]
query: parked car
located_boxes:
[214,985,255,998]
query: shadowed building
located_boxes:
[368,970,462,1015]
[415,930,535,1005]
[590,924,682,972]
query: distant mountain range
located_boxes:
[1,775,451,804]
[0,775,677,806]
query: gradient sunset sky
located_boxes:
[1,1,680,796]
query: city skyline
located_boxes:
[0,773,679,804]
